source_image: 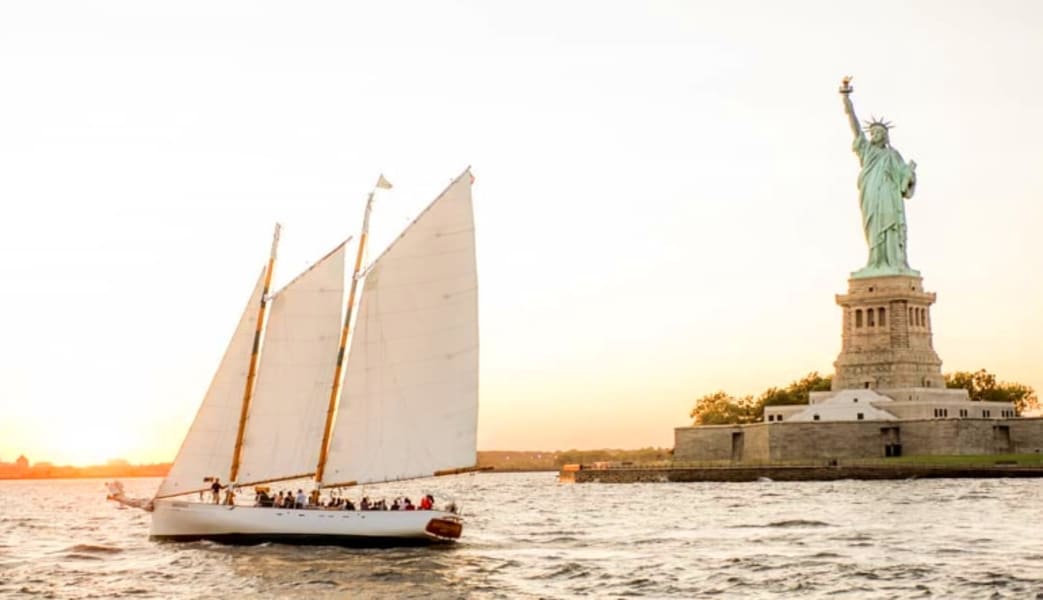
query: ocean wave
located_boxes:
[731,519,832,528]
[62,544,124,554]
[538,562,591,580]
[62,553,106,561]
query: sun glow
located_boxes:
[48,418,140,467]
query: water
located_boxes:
[2,473,1042,599]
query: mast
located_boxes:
[314,176,390,486]
[229,223,281,483]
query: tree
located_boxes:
[755,372,833,419]
[689,391,757,425]
[944,369,1040,415]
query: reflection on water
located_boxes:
[2,474,1043,598]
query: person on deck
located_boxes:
[295,489,306,509]
[420,494,433,510]
[403,498,415,511]
[210,479,222,504]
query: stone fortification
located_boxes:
[674,418,1043,463]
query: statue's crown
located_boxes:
[863,116,894,131]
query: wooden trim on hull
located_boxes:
[149,532,455,548]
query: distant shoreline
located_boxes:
[0,448,670,480]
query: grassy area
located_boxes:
[849,453,1043,467]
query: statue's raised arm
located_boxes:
[839,76,861,140]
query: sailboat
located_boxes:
[127,169,480,545]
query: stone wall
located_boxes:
[674,418,1043,462]
[767,421,889,461]
[1011,419,1043,453]
[673,426,739,461]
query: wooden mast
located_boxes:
[229,223,281,483]
[315,177,388,486]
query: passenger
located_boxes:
[255,489,272,507]
[210,478,222,504]
[390,498,401,511]
[295,489,306,509]
[420,494,433,510]
[403,498,415,511]
[343,498,356,511]
[360,496,371,510]
[223,488,235,505]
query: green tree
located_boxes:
[944,369,1040,415]
[689,391,756,425]
[755,372,833,419]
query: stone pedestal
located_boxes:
[832,274,945,390]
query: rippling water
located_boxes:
[2,473,1042,598]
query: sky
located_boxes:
[1,1,1042,466]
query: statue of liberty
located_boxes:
[840,77,919,278]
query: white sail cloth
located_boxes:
[236,243,347,485]
[323,172,479,486]
[155,269,267,498]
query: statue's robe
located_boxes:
[853,133,916,274]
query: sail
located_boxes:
[235,242,347,485]
[323,172,479,486]
[155,268,267,498]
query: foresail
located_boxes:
[235,242,347,485]
[155,269,267,498]
[324,172,479,486]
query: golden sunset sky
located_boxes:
[1,1,1041,466]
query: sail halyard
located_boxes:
[322,169,479,487]
[228,224,281,484]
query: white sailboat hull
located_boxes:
[150,500,463,546]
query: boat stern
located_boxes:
[425,516,463,541]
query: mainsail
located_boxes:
[323,172,479,486]
[236,242,348,485]
[155,269,268,498]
